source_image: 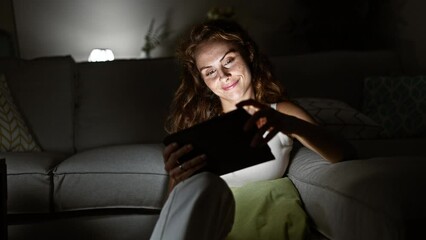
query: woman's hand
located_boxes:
[237,99,297,147]
[163,143,207,191]
[237,99,357,163]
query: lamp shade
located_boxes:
[88,48,115,62]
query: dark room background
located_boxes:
[0,0,425,74]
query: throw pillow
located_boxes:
[363,76,426,138]
[226,177,309,240]
[294,97,383,139]
[0,74,41,152]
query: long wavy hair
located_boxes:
[165,19,287,133]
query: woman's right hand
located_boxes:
[163,142,207,190]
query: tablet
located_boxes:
[163,108,275,175]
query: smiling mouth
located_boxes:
[222,80,239,91]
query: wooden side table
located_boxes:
[0,158,6,239]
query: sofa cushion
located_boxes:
[1,152,67,213]
[0,74,41,151]
[363,75,426,138]
[53,144,168,212]
[294,97,382,139]
[0,56,76,153]
[287,147,426,240]
[75,58,180,151]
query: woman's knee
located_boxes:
[175,172,234,206]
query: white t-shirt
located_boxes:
[221,103,293,187]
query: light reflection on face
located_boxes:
[194,39,254,112]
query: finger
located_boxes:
[169,164,184,181]
[163,142,179,161]
[250,123,270,147]
[180,154,207,175]
[179,156,208,180]
[243,108,268,131]
[169,154,207,182]
[263,127,279,143]
[164,144,193,171]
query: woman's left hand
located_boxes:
[237,99,297,147]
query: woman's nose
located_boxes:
[218,68,231,81]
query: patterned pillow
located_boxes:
[363,76,426,138]
[0,74,41,152]
[294,98,383,139]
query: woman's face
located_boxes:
[194,39,254,112]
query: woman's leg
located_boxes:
[150,172,235,240]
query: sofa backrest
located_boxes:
[74,57,180,152]
[0,56,76,153]
[0,50,403,153]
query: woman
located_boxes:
[150,19,356,240]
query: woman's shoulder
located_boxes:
[275,100,317,124]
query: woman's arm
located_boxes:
[237,99,357,163]
[277,101,357,163]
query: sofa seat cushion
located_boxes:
[53,144,168,212]
[287,147,426,240]
[1,152,67,213]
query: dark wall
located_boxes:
[1,0,425,73]
[0,0,19,57]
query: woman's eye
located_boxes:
[205,69,216,77]
[223,58,234,67]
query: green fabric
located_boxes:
[226,177,309,240]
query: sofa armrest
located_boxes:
[288,147,426,240]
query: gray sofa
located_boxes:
[1,50,425,240]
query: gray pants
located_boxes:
[150,172,235,240]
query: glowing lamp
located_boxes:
[88,48,115,62]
